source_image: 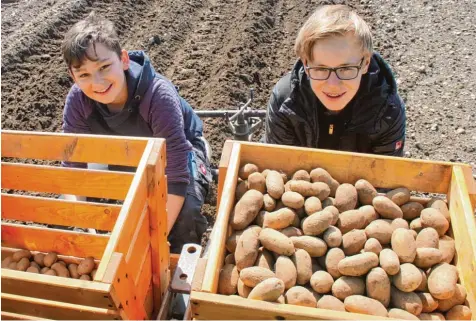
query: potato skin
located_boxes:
[263,208,296,230]
[231,190,264,230]
[285,286,317,307]
[393,263,423,292]
[26,266,40,273]
[342,229,367,256]
[247,172,266,193]
[416,292,439,313]
[324,248,345,279]
[237,278,252,298]
[337,210,366,234]
[304,197,322,215]
[274,256,297,290]
[391,228,417,263]
[247,278,285,301]
[421,208,449,237]
[428,263,458,300]
[438,284,466,312]
[372,196,403,219]
[366,267,391,307]
[386,187,411,206]
[292,249,312,285]
[390,286,423,316]
[239,163,259,180]
[317,295,345,311]
[445,305,472,320]
[344,295,388,317]
[401,202,424,220]
[379,249,400,275]
[439,235,455,263]
[77,257,95,276]
[359,205,379,227]
[416,228,440,249]
[235,226,261,271]
[2,256,13,268]
[226,230,244,253]
[310,271,334,294]
[254,248,274,270]
[68,263,80,279]
[16,258,30,271]
[12,250,32,262]
[365,219,393,245]
[337,252,379,277]
[263,194,276,212]
[388,308,419,320]
[332,276,365,300]
[281,191,304,209]
[239,266,275,287]
[364,238,382,255]
[334,183,358,212]
[290,236,327,257]
[292,170,310,182]
[51,262,71,278]
[355,179,377,205]
[302,210,332,236]
[414,248,442,269]
[323,226,342,248]
[235,180,248,201]
[266,170,285,200]
[428,199,450,223]
[259,228,294,256]
[218,264,239,295]
[419,313,446,320]
[43,252,58,268]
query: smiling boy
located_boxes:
[264,5,406,156]
[61,14,212,253]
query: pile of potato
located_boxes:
[2,250,97,280]
[217,164,473,320]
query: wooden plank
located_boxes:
[1,269,114,309]
[1,311,52,320]
[190,291,387,320]
[1,163,133,200]
[146,139,169,313]
[238,141,474,194]
[1,293,120,320]
[170,253,180,277]
[1,130,148,166]
[448,166,476,313]
[217,140,233,208]
[191,258,208,292]
[102,252,147,320]
[201,143,241,294]
[126,205,151,285]
[1,223,109,259]
[136,247,153,308]
[95,141,154,281]
[1,194,120,231]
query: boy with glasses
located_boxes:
[264,5,406,156]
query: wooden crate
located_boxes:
[191,140,476,320]
[1,130,170,320]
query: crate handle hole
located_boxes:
[187,246,197,254]
[180,273,188,280]
[275,316,285,320]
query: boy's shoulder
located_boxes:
[64,84,94,116]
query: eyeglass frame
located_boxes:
[304,57,365,81]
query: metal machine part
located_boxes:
[194,88,266,141]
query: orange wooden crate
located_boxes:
[1,130,170,320]
[191,140,476,320]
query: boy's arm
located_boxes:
[370,95,406,157]
[148,82,192,232]
[264,84,297,146]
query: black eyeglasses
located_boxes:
[305,57,365,80]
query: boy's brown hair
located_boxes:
[294,5,373,63]
[61,12,122,69]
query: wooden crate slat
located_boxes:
[1,223,109,259]
[201,142,241,294]
[1,130,147,166]
[1,194,120,231]
[146,139,169,311]
[135,247,152,306]
[1,311,52,320]
[126,206,151,286]
[94,141,154,282]
[448,166,476,313]
[1,269,113,309]
[1,293,119,320]
[238,141,476,194]
[102,253,147,320]
[1,163,133,200]
[190,291,385,320]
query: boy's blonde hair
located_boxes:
[294,5,373,63]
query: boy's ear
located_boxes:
[121,50,130,70]
[361,54,372,74]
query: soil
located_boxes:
[2,0,476,229]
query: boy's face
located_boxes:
[303,33,371,112]
[70,43,129,106]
